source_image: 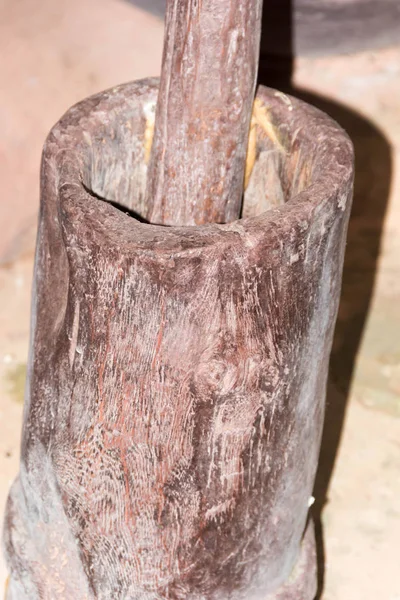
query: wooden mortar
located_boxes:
[3,79,353,599]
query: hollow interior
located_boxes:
[80,89,316,225]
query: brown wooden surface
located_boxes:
[3,80,354,599]
[145,0,263,226]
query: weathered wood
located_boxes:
[3,80,354,599]
[145,0,263,226]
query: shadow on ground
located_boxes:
[127,0,165,18]
[257,1,392,597]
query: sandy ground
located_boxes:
[0,0,399,598]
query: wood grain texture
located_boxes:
[145,0,263,226]
[3,80,354,599]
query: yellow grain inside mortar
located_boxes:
[143,97,285,189]
[244,97,286,189]
[144,106,156,165]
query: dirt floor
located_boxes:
[0,1,399,598]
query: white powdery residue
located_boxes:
[274,90,293,111]
[205,498,236,522]
[338,193,347,211]
[290,253,299,265]
[69,301,80,369]
[143,99,156,122]
[256,434,263,475]
[206,404,219,489]
[227,29,239,65]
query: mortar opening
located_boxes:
[82,100,313,226]
[82,182,151,224]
